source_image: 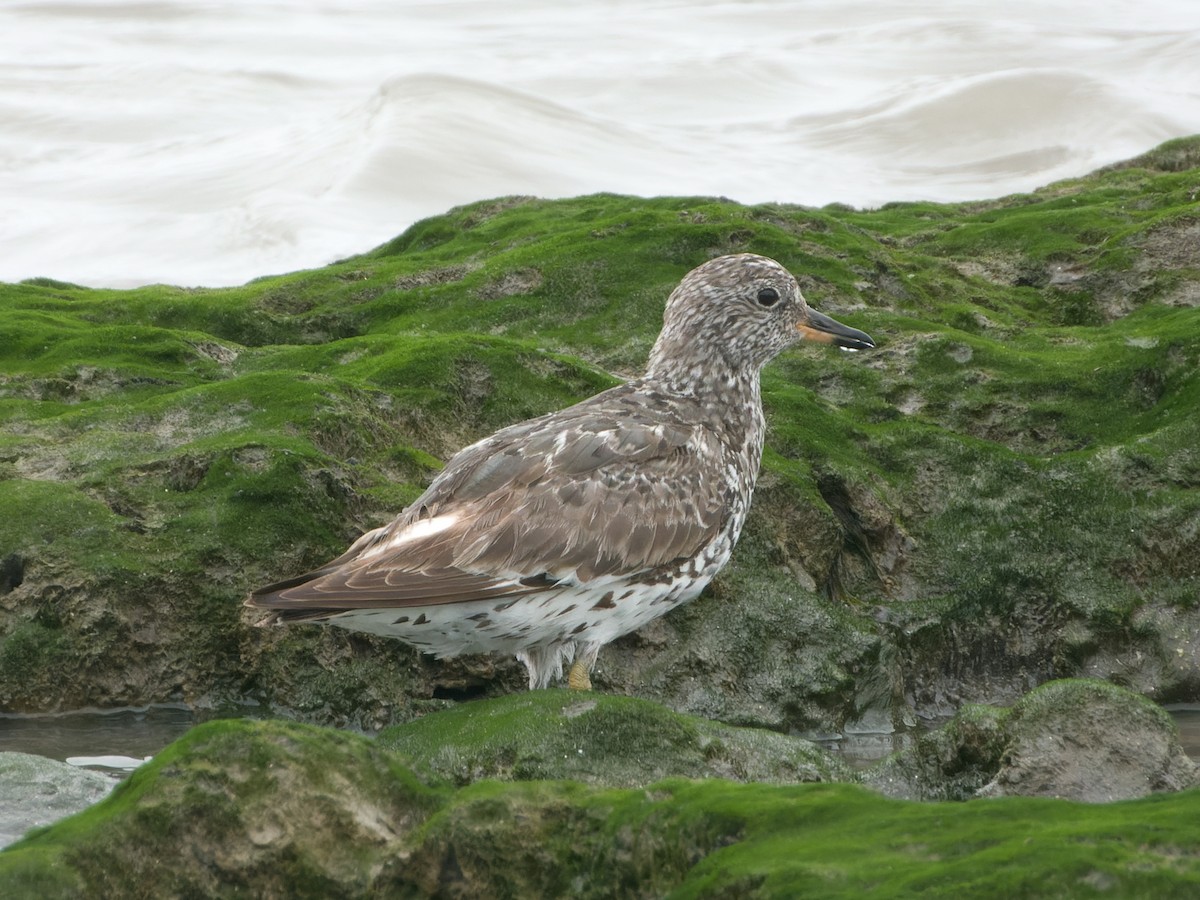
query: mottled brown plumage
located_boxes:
[247,253,874,689]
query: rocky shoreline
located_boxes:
[2,137,1200,892]
[2,681,1199,895]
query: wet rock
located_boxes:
[980,679,1199,802]
[1,721,442,897]
[866,679,1200,802]
[2,138,1200,746]
[377,689,850,787]
[6,714,1200,897]
[0,753,113,848]
[865,704,1010,801]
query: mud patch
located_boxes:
[1133,217,1200,271]
[188,340,239,366]
[393,264,473,291]
[477,268,543,300]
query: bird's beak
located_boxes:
[797,308,875,352]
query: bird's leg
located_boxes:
[566,641,601,691]
[567,657,592,691]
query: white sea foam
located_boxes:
[2,1,1198,288]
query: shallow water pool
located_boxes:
[3,703,1199,775]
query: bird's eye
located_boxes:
[756,287,780,307]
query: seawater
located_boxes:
[2,0,1199,288]
[2,706,1198,774]
[0,705,197,768]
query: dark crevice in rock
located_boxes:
[0,554,24,595]
[815,474,912,601]
[817,475,874,600]
[431,681,491,703]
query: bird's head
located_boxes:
[648,253,875,380]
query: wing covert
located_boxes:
[247,387,733,612]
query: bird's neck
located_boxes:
[642,347,766,468]
[646,329,762,402]
[645,359,762,408]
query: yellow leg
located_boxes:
[567,657,593,691]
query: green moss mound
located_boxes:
[4,716,1200,897]
[378,688,849,786]
[0,719,443,898]
[868,678,1199,802]
[1,139,1199,734]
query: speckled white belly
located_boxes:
[325,571,711,658]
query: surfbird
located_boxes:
[247,253,874,690]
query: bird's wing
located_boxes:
[247,392,732,614]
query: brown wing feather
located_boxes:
[247,384,732,613]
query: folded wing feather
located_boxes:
[248,388,730,615]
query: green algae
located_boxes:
[662,781,1200,899]
[4,716,1200,897]
[378,689,849,787]
[3,137,1200,896]
[866,679,1198,803]
[0,137,1199,729]
[0,719,444,898]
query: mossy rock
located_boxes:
[867,678,1200,802]
[6,717,1200,897]
[983,679,1200,801]
[0,719,442,898]
[1,139,1200,734]
[377,689,850,787]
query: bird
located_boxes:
[247,253,874,691]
